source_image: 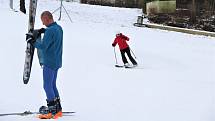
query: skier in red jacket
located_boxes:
[112,33,137,67]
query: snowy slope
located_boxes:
[0,0,215,121]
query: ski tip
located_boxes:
[62,111,76,114]
[23,81,28,84]
[115,65,124,67]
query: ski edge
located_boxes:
[115,65,124,67]
[115,65,136,68]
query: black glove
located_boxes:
[38,28,46,34]
[26,33,35,44]
[33,28,45,39]
[112,43,115,47]
[26,30,40,44]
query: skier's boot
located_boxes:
[38,99,58,119]
[133,63,138,67]
[124,63,132,68]
[54,97,63,118]
[39,106,49,114]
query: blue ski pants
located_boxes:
[43,66,60,101]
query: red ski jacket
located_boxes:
[112,34,129,50]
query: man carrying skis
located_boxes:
[112,32,138,67]
[27,11,63,119]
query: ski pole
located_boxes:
[113,47,118,65]
[130,47,137,59]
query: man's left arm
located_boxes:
[34,29,53,50]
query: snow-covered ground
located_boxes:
[0,0,215,121]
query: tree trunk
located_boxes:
[191,0,196,23]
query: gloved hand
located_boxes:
[26,32,35,44]
[112,43,115,47]
[26,30,40,44]
[37,28,46,34]
[33,28,45,39]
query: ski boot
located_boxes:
[55,97,63,118]
[124,63,132,68]
[39,105,49,114]
[38,99,58,119]
[133,63,138,67]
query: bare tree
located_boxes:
[191,0,196,23]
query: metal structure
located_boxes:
[52,0,73,23]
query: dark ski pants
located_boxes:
[43,66,60,101]
[120,47,137,65]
